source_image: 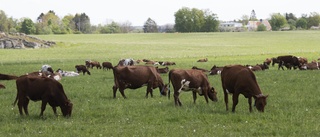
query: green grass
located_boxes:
[0,31,320,136]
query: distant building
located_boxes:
[247,19,272,31]
[219,22,243,32]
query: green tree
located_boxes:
[201,9,219,32]
[73,13,91,33]
[307,12,320,28]
[0,10,9,32]
[287,19,296,30]
[143,18,158,33]
[20,18,35,34]
[174,7,193,32]
[257,24,267,31]
[269,13,287,31]
[296,18,308,29]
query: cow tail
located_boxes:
[12,90,18,107]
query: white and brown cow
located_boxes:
[168,69,218,106]
[221,65,268,112]
[112,65,168,98]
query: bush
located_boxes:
[257,24,267,31]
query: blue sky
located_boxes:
[0,0,319,26]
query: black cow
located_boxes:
[277,55,300,70]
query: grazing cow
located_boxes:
[162,61,176,66]
[257,62,269,70]
[271,57,280,67]
[299,62,319,70]
[89,61,102,69]
[112,65,168,98]
[197,58,208,62]
[102,62,113,70]
[191,66,208,72]
[118,59,135,66]
[248,65,262,71]
[209,65,223,75]
[168,69,218,106]
[221,65,268,112]
[13,75,73,117]
[277,55,300,70]
[85,60,91,68]
[75,65,91,75]
[264,58,272,66]
[156,66,169,74]
[297,57,308,65]
[0,73,19,89]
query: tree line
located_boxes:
[0,8,320,35]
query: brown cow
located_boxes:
[192,66,208,72]
[168,69,218,106]
[276,55,300,70]
[89,61,102,69]
[299,62,319,70]
[13,75,73,117]
[209,65,223,75]
[0,84,4,89]
[156,66,169,74]
[112,65,168,98]
[197,58,208,62]
[297,56,308,65]
[75,65,91,75]
[102,62,113,71]
[264,58,272,66]
[221,65,268,112]
[161,61,176,66]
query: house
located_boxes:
[219,22,243,32]
[247,19,272,31]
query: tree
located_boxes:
[307,12,320,28]
[73,13,91,33]
[201,9,219,32]
[0,10,9,32]
[119,21,133,33]
[20,18,35,34]
[285,13,297,21]
[62,14,76,34]
[143,18,158,33]
[269,13,287,31]
[296,18,308,29]
[257,24,267,31]
[240,15,250,26]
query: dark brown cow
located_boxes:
[209,65,223,75]
[75,65,91,75]
[299,62,319,70]
[264,58,272,66]
[197,58,208,62]
[271,57,280,66]
[13,75,73,117]
[156,66,169,74]
[221,65,268,112]
[277,55,300,70]
[297,56,308,65]
[89,61,102,69]
[191,66,208,72]
[168,69,218,106]
[0,73,19,89]
[112,66,168,98]
[161,61,176,66]
[102,62,113,70]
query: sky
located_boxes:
[0,0,319,26]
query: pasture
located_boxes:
[0,31,320,136]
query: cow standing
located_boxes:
[221,65,268,112]
[75,65,91,75]
[13,76,73,117]
[112,66,167,98]
[276,55,300,70]
[168,69,218,106]
[102,62,113,71]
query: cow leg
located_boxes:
[174,92,182,106]
[231,93,240,112]
[119,88,127,99]
[146,84,153,98]
[51,106,57,116]
[40,100,48,117]
[112,85,118,98]
[248,97,253,112]
[192,91,197,104]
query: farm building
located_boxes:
[247,19,272,31]
[219,22,244,32]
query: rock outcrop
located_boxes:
[0,32,55,49]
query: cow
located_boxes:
[297,56,308,65]
[162,61,176,66]
[221,65,268,112]
[197,58,208,62]
[85,60,91,68]
[41,64,54,74]
[112,65,168,98]
[75,65,91,75]
[0,73,19,89]
[156,66,169,74]
[299,62,319,70]
[271,57,280,66]
[276,55,300,70]
[257,62,269,70]
[13,75,73,117]
[209,65,223,75]
[117,59,134,66]
[102,62,113,71]
[89,61,102,69]
[168,69,218,106]
[26,71,62,81]
[191,66,208,72]
[247,65,262,71]
[264,58,272,66]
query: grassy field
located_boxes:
[0,31,320,136]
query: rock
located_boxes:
[0,32,55,49]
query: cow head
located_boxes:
[208,87,218,102]
[61,100,73,117]
[160,84,169,96]
[254,94,268,112]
